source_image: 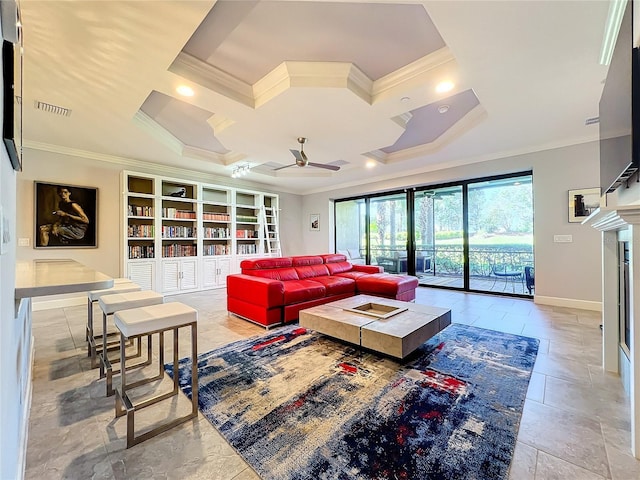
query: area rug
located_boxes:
[165,323,539,480]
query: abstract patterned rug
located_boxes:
[165,323,539,480]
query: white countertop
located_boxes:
[15,259,114,299]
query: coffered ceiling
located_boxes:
[19,1,611,194]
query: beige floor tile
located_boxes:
[518,400,610,477]
[534,451,606,480]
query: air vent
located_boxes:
[585,116,599,126]
[34,100,72,117]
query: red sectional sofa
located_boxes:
[226,253,418,327]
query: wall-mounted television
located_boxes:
[2,37,22,171]
[599,0,639,194]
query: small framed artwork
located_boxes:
[310,213,320,231]
[34,182,98,248]
[568,188,600,223]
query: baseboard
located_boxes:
[534,295,602,312]
[17,339,34,480]
[32,295,85,311]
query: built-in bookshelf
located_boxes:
[121,171,279,293]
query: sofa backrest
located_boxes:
[240,257,299,280]
[321,253,348,264]
[240,255,339,280]
[290,256,328,279]
[291,256,324,266]
[241,257,293,271]
[248,268,300,280]
[319,254,354,274]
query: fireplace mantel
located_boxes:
[585,204,640,457]
[583,205,640,231]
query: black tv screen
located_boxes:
[599,0,638,194]
[2,39,21,171]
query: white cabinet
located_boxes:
[161,258,198,293]
[126,261,155,291]
[203,257,231,288]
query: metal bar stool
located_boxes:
[97,290,164,396]
[114,302,198,448]
[87,281,141,368]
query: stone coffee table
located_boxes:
[299,294,451,359]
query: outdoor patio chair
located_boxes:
[524,266,535,294]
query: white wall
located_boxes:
[0,130,20,480]
[301,141,602,309]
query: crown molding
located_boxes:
[133,111,184,155]
[253,62,292,108]
[171,51,255,107]
[391,112,414,130]
[372,47,455,100]
[182,145,246,166]
[135,111,242,165]
[206,113,236,136]
[363,104,487,164]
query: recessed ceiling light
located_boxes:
[366,160,377,169]
[435,81,454,93]
[176,85,194,97]
[401,96,411,103]
[437,105,450,114]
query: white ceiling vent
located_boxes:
[34,100,72,117]
[584,116,599,126]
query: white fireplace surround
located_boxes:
[586,205,640,457]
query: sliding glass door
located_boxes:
[370,193,407,273]
[414,186,464,288]
[335,199,367,263]
[467,175,533,294]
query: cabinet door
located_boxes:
[202,258,217,288]
[217,258,231,286]
[161,260,180,293]
[127,261,155,291]
[181,258,198,291]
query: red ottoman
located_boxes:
[356,274,418,302]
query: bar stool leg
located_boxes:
[114,315,198,448]
[190,323,198,416]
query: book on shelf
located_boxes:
[128,205,153,217]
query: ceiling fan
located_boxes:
[274,137,340,171]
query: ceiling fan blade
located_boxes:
[273,163,296,171]
[290,149,304,162]
[308,162,340,171]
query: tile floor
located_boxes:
[25,287,640,479]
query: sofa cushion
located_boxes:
[296,264,330,279]
[325,261,354,275]
[291,256,324,266]
[321,254,348,264]
[308,275,356,295]
[249,267,300,281]
[356,273,419,296]
[241,257,293,272]
[333,271,372,281]
[282,280,327,304]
